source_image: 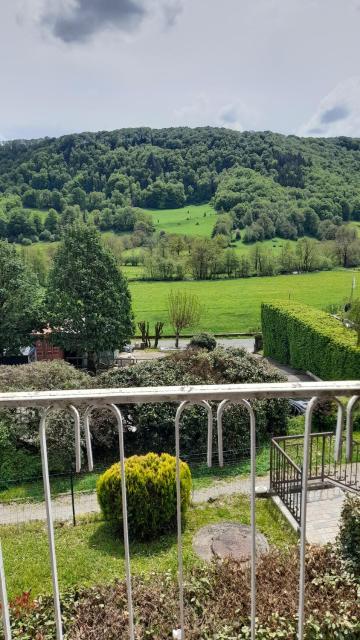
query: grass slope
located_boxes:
[129,270,358,334]
[148,203,217,237]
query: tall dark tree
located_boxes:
[0,241,43,354]
[46,224,134,370]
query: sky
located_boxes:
[1,0,360,141]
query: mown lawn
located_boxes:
[1,494,296,598]
[129,269,358,334]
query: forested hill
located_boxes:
[1,127,360,242]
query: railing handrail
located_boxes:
[0,380,360,408]
[273,431,334,442]
[271,439,302,474]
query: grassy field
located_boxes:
[148,203,217,237]
[129,269,358,334]
[0,494,296,598]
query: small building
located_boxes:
[33,327,64,362]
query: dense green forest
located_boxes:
[1,127,360,248]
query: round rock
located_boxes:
[193,522,269,564]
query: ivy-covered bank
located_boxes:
[261,301,360,379]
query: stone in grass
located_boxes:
[193,522,269,564]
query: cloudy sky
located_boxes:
[1,0,360,140]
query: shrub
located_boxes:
[188,333,217,351]
[6,546,359,639]
[97,452,191,539]
[39,229,52,241]
[261,301,360,379]
[0,361,91,478]
[95,348,288,459]
[338,494,360,572]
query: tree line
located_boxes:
[1,127,360,243]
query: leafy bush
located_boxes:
[95,348,288,459]
[5,545,359,639]
[188,333,217,351]
[0,361,91,479]
[338,494,360,572]
[97,452,191,539]
[0,350,288,481]
[261,301,360,379]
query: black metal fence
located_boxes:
[270,431,360,525]
[270,439,302,524]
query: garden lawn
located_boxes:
[129,269,359,334]
[1,494,296,598]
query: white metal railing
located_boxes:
[0,380,359,640]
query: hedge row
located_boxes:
[261,301,360,380]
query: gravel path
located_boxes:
[0,475,268,526]
[0,476,347,546]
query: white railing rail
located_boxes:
[0,380,359,640]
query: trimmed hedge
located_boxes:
[97,452,192,539]
[261,301,360,380]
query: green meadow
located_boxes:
[148,203,217,236]
[129,269,358,334]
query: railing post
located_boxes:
[0,540,11,640]
[70,467,76,527]
[39,408,63,640]
[216,399,256,640]
[321,435,326,482]
[109,404,135,640]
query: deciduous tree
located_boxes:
[168,290,201,348]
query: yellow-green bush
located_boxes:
[97,452,192,539]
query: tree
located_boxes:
[45,209,60,234]
[0,241,43,354]
[168,290,201,348]
[46,224,134,371]
[346,298,360,346]
[296,237,317,272]
[279,242,296,273]
[335,226,358,267]
[7,209,36,241]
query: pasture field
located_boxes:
[148,203,217,236]
[129,269,358,334]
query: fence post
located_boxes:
[70,467,76,527]
[321,435,326,482]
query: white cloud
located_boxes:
[299,77,360,137]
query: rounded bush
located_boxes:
[188,333,217,351]
[97,452,192,539]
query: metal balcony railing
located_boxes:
[271,430,360,510]
[0,380,359,640]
